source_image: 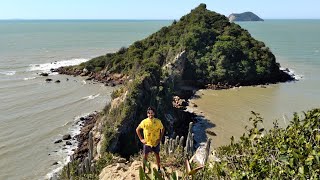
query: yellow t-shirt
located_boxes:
[138,118,164,147]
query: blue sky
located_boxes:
[1,0,320,20]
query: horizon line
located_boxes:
[1,18,320,21]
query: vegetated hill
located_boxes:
[229,12,264,22]
[59,3,293,160]
[72,4,291,87]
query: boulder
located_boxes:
[54,139,62,144]
[40,72,49,76]
[66,141,72,145]
[62,134,71,140]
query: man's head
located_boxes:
[147,107,155,119]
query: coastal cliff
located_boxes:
[57,3,294,179]
[228,12,264,22]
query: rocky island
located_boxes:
[228,12,264,22]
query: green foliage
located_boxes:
[59,153,114,180]
[75,3,287,86]
[197,109,320,179]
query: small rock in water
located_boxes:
[66,141,72,145]
[62,134,71,140]
[52,162,58,165]
[40,72,49,76]
[55,80,60,83]
[46,78,52,82]
[54,139,62,144]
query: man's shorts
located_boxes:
[143,144,160,154]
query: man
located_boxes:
[136,107,165,172]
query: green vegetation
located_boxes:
[195,109,320,179]
[74,3,291,87]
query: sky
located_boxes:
[1,0,320,20]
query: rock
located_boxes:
[54,139,62,144]
[40,72,49,76]
[55,80,60,83]
[80,117,85,121]
[108,82,115,87]
[52,162,58,165]
[117,158,126,163]
[62,134,71,140]
[206,130,217,136]
[66,141,72,145]
[45,78,52,82]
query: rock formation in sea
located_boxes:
[228,12,264,22]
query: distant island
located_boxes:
[228,12,264,22]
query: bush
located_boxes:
[196,109,320,179]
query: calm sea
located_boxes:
[190,20,320,148]
[0,20,171,180]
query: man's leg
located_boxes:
[155,152,161,170]
[143,145,151,172]
[153,144,161,170]
[143,153,149,172]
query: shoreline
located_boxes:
[46,112,100,179]
[184,67,299,149]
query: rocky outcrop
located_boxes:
[56,67,129,86]
[228,12,263,22]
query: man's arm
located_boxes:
[160,127,165,140]
[156,127,165,145]
[136,126,146,144]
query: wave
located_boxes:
[0,71,16,76]
[81,93,100,100]
[29,58,89,73]
[23,77,36,81]
[280,67,303,80]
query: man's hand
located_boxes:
[140,139,146,144]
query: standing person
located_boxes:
[136,107,165,173]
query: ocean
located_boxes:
[190,20,320,148]
[0,20,171,180]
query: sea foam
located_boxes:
[29,58,89,73]
[82,94,100,100]
[0,71,16,76]
[280,67,303,80]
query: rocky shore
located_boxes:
[56,67,129,87]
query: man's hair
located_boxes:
[147,106,156,114]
